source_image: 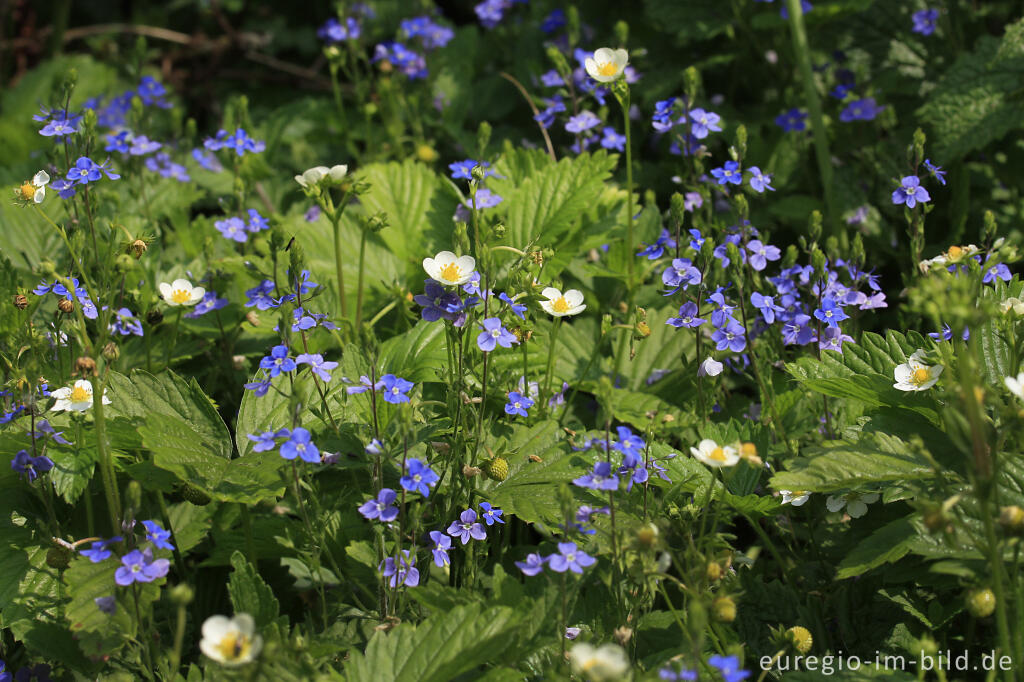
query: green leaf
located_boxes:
[344,603,524,682]
[65,556,159,657]
[836,517,917,579]
[379,319,448,384]
[769,433,933,493]
[228,551,281,628]
[918,35,1024,161]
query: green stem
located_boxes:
[332,212,349,323]
[355,227,367,332]
[155,491,186,578]
[164,308,183,371]
[784,0,841,246]
[92,377,122,534]
[169,600,187,676]
[543,318,562,411]
[612,85,636,383]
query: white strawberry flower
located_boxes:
[539,287,586,317]
[568,642,630,681]
[1005,372,1024,401]
[893,349,943,392]
[780,490,810,506]
[423,251,476,286]
[199,613,262,667]
[159,278,205,307]
[51,379,110,413]
[294,164,348,189]
[17,171,50,204]
[826,492,879,519]
[690,438,739,468]
[584,47,629,83]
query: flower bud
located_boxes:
[246,311,260,327]
[462,465,482,478]
[115,253,135,273]
[126,480,143,514]
[103,342,120,361]
[130,239,148,259]
[57,298,75,314]
[706,562,723,581]
[13,294,28,310]
[999,505,1024,534]
[75,356,97,376]
[46,546,72,570]
[613,625,633,646]
[786,626,813,654]
[635,321,651,337]
[635,524,659,549]
[232,355,247,371]
[170,584,195,605]
[146,309,164,326]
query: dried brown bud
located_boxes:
[245,311,260,327]
[613,626,633,646]
[13,294,28,310]
[530,249,544,265]
[74,356,97,376]
[146,309,164,326]
[528,454,544,463]
[57,298,75,314]
[462,465,482,478]
[130,239,148,259]
[431,442,451,455]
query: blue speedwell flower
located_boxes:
[378,374,414,403]
[688,108,722,138]
[477,318,518,352]
[515,552,546,576]
[573,461,619,491]
[447,509,487,544]
[184,291,228,319]
[547,542,596,574]
[260,345,296,377]
[115,548,169,586]
[280,427,320,463]
[774,108,807,132]
[504,391,534,417]
[143,520,175,550]
[912,8,938,35]
[711,161,742,185]
[380,550,419,587]
[813,297,849,328]
[247,429,289,452]
[80,536,122,563]
[839,97,883,122]
[204,128,265,156]
[479,502,505,525]
[891,175,930,208]
[11,450,54,482]
[666,301,705,329]
[296,354,339,382]
[358,488,399,522]
[109,307,144,336]
[429,530,452,567]
[400,459,439,497]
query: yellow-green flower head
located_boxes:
[15,170,49,204]
[423,251,476,286]
[199,614,263,666]
[584,48,628,83]
[787,626,813,654]
[893,349,942,392]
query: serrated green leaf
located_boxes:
[836,517,917,579]
[65,556,159,656]
[228,551,281,628]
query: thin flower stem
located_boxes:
[155,491,186,578]
[355,227,367,332]
[93,373,122,534]
[543,317,562,412]
[332,209,349,324]
[164,308,182,371]
[612,86,636,384]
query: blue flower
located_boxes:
[565,111,601,133]
[573,461,619,491]
[600,127,626,151]
[204,128,265,156]
[377,374,413,403]
[747,166,775,193]
[216,216,248,242]
[540,69,565,87]
[115,548,170,586]
[477,318,518,352]
[449,159,494,180]
[247,429,289,452]
[813,297,849,328]
[662,258,702,293]
[143,520,175,550]
[10,450,54,482]
[774,108,807,132]
[145,153,190,182]
[475,0,524,29]
[108,307,144,336]
[296,353,339,382]
[923,159,947,186]
[401,16,454,49]
[30,419,72,445]
[192,148,223,172]
[613,426,645,468]
[39,115,79,137]
[429,530,452,567]
[245,280,292,310]
[80,536,122,563]
[184,291,228,319]
[819,326,855,352]
[504,391,534,417]
[95,595,117,615]
[137,76,171,107]
[498,292,527,319]
[380,550,419,587]
[747,239,781,271]
[667,301,706,329]
[912,8,938,36]
[891,175,930,208]
[259,345,296,377]
[468,188,503,209]
[547,542,596,574]
[750,292,785,324]
[243,378,272,397]
[534,96,566,128]
[840,97,883,122]
[280,427,320,463]
[67,156,120,184]
[983,260,1011,284]
[708,654,751,682]
[479,502,505,525]
[782,314,816,345]
[711,160,742,185]
[540,8,566,33]
[447,509,487,544]
[515,552,546,576]
[358,488,399,522]
[318,16,361,42]
[400,458,439,497]
[711,319,747,352]
[689,108,722,138]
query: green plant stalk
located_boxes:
[613,84,636,382]
[543,317,562,412]
[355,227,368,331]
[165,308,183,370]
[784,0,841,246]
[169,600,187,676]
[332,211,349,323]
[92,377,122,535]
[240,503,257,566]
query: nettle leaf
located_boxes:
[344,603,524,682]
[918,34,1024,161]
[379,319,448,384]
[491,150,617,247]
[228,551,281,628]
[836,517,917,579]
[769,433,933,493]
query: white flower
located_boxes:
[568,642,630,681]
[1000,297,1024,315]
[294,164,348,189]
[584,47,629,83]
[690,438,739,468]
[51,379,110,413]
[423,251,476,286]
[17,170,50,203]
[893,349,943,392]
[159,278,205,307]
[199,614,262,667]
[539,287,586,317]
[780,490,810,506]
[1005,372,1024,400]
[826,492,879,519]
[917,244,979,273]
[698,356,724,377]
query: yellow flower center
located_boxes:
[912,367,931,385]
[20,183,35,200]
[709,447,727,462]
[598,61,619,77]
[946,245,963,261]
[439,263,462,283]
[171,288,191,304]
[216,632,252,662]
[552,296,570,313]
[70,385,91,403]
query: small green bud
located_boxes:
[733,194,749,220]
[825,235,839,259]
[64,68,79,91]
[601,313,613,336]
[683,66,701,101]
[613,21,629,46]
[492,222,506,239]
[850,232,865,268]
[912,127,927,165]
[782,244,799,269]
[170,584,195,605]
[46,546,72,570]
[713,595,737,623]
[808,210,823,244]
[115,253,135,274]
[476,121,492,157]
[454,222,471,254]
[102,341,120,362]
[126,480,143,512]
[734,124,747,158]
[180,483,212,506]
[566,6,580,47]
[364,211,389,234]
[669,193,687,226]
[725,242,742,271]
[811,247,827,281]
[983,210,998,243]
[966,588,996,618]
